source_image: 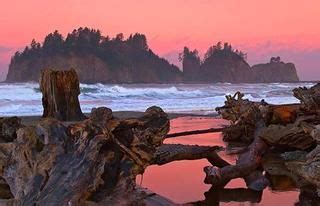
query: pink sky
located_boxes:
[1,0,320,80]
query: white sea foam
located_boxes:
[0,82,315,116]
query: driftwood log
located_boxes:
[204,136,269,190]
[165,127,224,138]
[204,85,320,190]
[40,69,85,121]
[293,83,320,112]
[0,106,170,205]
[153,144,226,167]
[205,93,272,190]
[0,106,228,205]
[205,83,320,194]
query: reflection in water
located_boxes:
[137,117,303,205]
[192,187,262,206]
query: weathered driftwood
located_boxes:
[0,106,171,205]
[216,91,299,143]
[40,69,85,121]
[0,117,21,142]
[204,136,269,190]
[285,145,320,189]
[278,84,320,189]
[207,84,320,192]
[293,82,320,112]
[216,92,263,143]
[207,93,273,190]
[165,127,224,138]
[259,123,315,150]
[153,144,226,167]
[0,106,232,205]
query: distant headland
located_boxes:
[6,27,299,83]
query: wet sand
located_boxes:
[137,116,300,205]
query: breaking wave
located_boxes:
[0,82,315,116]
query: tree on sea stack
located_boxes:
[40,69,85,121]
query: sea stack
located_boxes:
[40,69,85,121]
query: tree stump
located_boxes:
[40,69,85,121]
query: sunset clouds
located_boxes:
[0,0,320,80]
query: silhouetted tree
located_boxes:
[216,42,222,50]
[115,33,124,41]
[30,39,40,50]
[127,33,148,50]
[270,56,281,63]
[43,30,64,54]
[179,47,200,63]
[203,42,247,62]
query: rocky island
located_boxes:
[181,43,299,83]
[6,28,182,83]
[5,28,299,83]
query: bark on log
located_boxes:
[0,117,22,143]
[216,92,263,143]
[0,106,232,205]
[0,106,172,205]
[40,69,85,121]
[209,90,319,191]
[284,126,320,189]
[208,93,274,190]
[153,144,226,167]
[204,136,269,190]
[259,123,316,150]
[293,83,320,113]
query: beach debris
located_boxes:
[40,69,85,121]
[204,136,270,190]
[165,127,224,138]
[205,83,320,194]
[154,144,225,166]
[293,83,320,112]
[259,123,315,150]
[0,106,227,205]
[0,106,169,205]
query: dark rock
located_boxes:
[251,61,299,83]
[200,53,252,83]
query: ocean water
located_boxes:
[0,82,315,116]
